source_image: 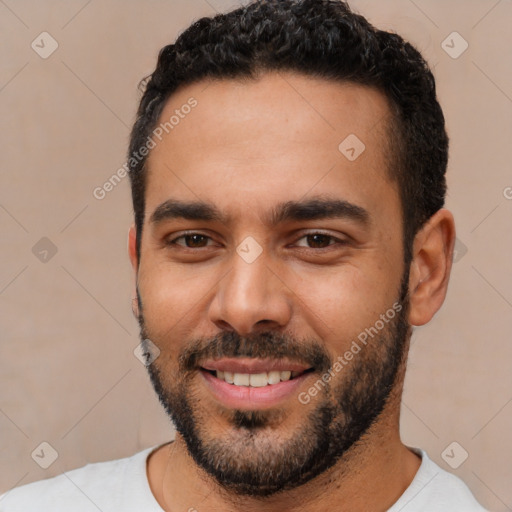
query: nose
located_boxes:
[207,249,293,336]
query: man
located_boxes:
[0,0,488,510]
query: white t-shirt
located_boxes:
[0,444,488,511]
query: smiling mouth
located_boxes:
[201,368,314,387]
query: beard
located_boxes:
[136,271,411,498]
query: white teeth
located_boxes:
[268,370,281,385]
[249,373,268,387]
[213,369,303,386]
[233,373,250,386]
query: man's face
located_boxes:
[133,72,410,496]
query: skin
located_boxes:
[128,71,456,511]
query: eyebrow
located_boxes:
[149,196,370,228]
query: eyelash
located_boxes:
[165,231,348,250]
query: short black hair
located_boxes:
[128,0,448,267]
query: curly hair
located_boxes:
[128,0,448,266]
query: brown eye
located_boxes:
[295,232,343,249]
[305,234,333,248]
[168,233,213,248]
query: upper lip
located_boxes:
[200,357,312,374]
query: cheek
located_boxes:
[138,260,221,341]
[291,263,400,351]
[138,266,189,333]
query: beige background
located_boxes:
[1,0,511,510]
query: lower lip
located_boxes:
[200,369,311,409]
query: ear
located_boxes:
[128,224,139,319]
[407,208,456,326]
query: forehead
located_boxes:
[144,72,399,225]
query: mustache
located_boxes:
[178,330,332,374]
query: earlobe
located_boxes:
[407,209,456,326]
[128,224,138,271]
[132,295,140,320]
[128,225,140,319]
